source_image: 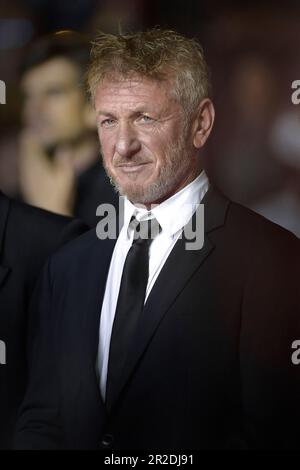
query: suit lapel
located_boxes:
[73,205,125,410]
[0,192,11,288]
[85,198,125,361]
[108,186,230,412]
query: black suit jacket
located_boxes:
[14,187,300,450]
[0,192,88,449]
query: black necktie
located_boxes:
[106,216,160,408]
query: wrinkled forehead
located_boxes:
[94,73,178,110]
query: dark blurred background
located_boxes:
[1,0,300,235]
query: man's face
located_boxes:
[21,57,91,149]
[95,76,200,205]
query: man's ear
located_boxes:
[192,98,215,149]
[83,101,97,130]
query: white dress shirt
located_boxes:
[97,171,210,400]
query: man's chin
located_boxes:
[117,181,169,207]
[117,183,148,203]
[105,170,166,205]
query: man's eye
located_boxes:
[101,118,115,127]
[140,115,154,123]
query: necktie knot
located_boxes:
[130,216,161,244]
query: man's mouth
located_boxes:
[116,162,152,172]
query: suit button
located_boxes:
[100,433,114,449]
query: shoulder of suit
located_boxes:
[201,186,299,259]
[49,227,99,262]
[8,197,74,229]
[226,199,300,252]
[1,193,88,254]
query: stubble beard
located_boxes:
[102,131,197,206]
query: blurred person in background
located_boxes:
[19,31,118,227]
[252,107,300,238]
[0,190,87,449]
[209,55,283,206]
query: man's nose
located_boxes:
[115,123,141,157]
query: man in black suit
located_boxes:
[0,191,87,448]
[15,29,300,450]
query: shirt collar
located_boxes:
[123,170,210,239]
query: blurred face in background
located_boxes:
[21,57,95,150]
